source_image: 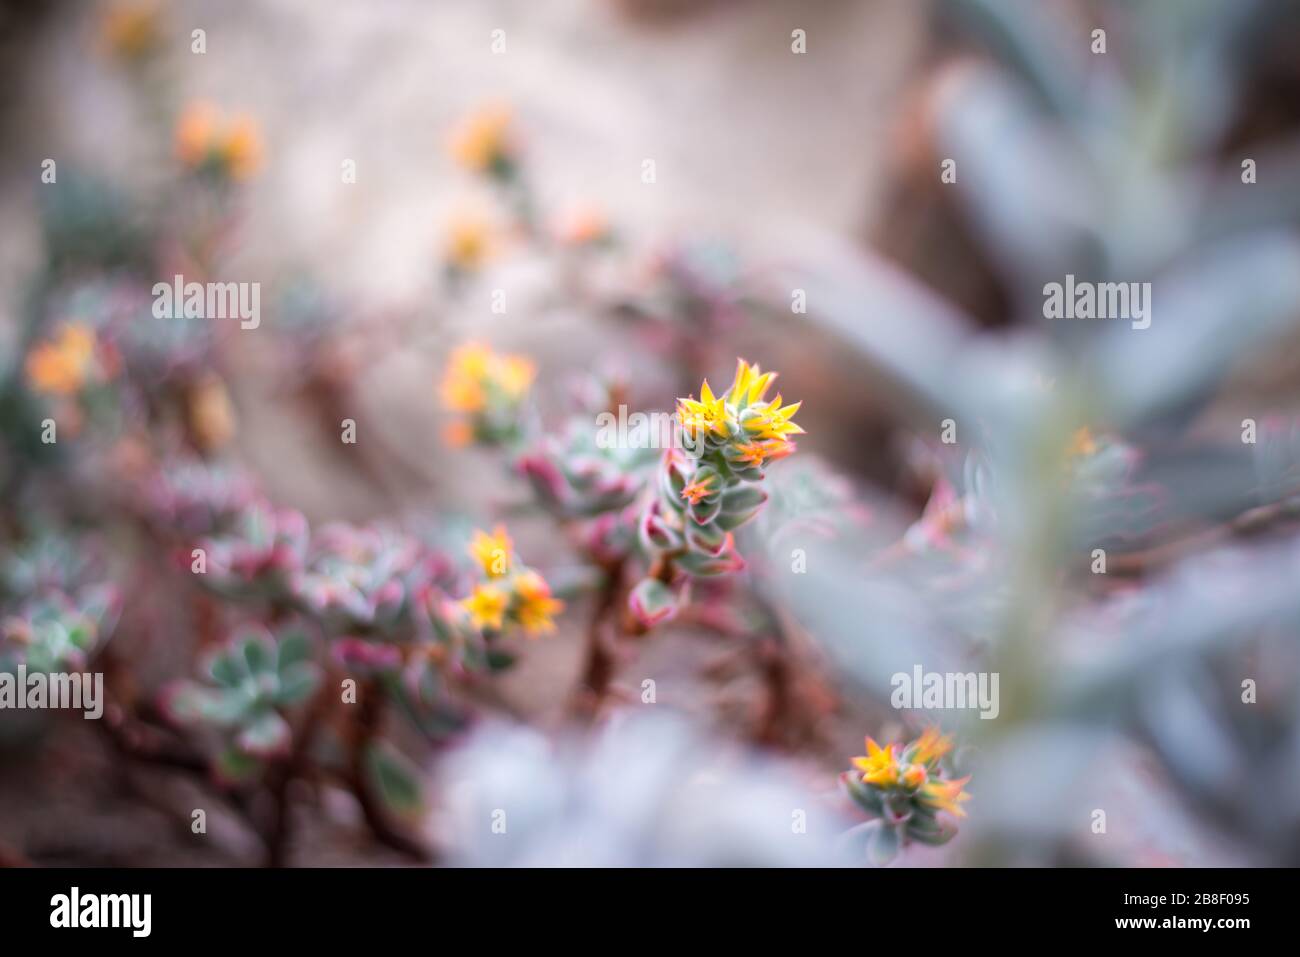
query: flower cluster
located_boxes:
[139,462,564,795]
[840,728,971,864]
[447,102,518,179]
[184,498,556,658]
[98,0,163,62]
[439,342,536,447]
[175,101,263,181]
[460,526,564,637]
[24,322,116,399]
[442,209,497,274]
[630,359,802,627]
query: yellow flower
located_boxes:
[443,211,495,270]
[901,764,928,789]
[25,323,99,396]
[175,101,217,167]
[727,358,776,407]
[99,0,161,60]
[221,114,263,181]
[851,736,900,787]
[448,102,514,173]
[470,525,513,579]
[910,726,954,765]
[439,343,535,415]
[496,355,535,399]
[512,570,564,636]
[749,394,804,442]
[440,342,493,413]
[732,439,794,468]
[680,474,715,506]
[186,373,236,452]
[444,349,489,405]
[462,584,508,631]
[174,101,262,180]
[677,380,729,438]
[919,775,972,818]
[1066,426,1097,459]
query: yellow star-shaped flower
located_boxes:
[911,726,954,765]
[749,394,804,441]
[469,526,513,578]
[727,358,776,407]
[851,736,900,787]
[512,570,564,637]
[919,776,972,818]
[462,583,508,631]
[677,380,729,438]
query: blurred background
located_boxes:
[2,0,1299,867]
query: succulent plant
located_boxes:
[840,728,971,866]
[629,359,802,628]
[291,522,444,637]
[0,586,119,676]
[518,419,653,521]
[141,458,260,538]
[195,502,309,603]
[164,625,320,771]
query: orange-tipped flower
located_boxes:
[919,775,972,818]
[99,0,162,60]
[512,570,564,636]
[676,380,729,440]
[727,358,776,407]
[901,764,929,789]
[470,526,513,579]
[448,102,515,174]
[635,358,801,624]
[842,726,971,863]
[1066,426,1098,459]
[680,475,716,506]
[439,342,535,449]
[25,323,103,396]
[851,736,901,787]
[910,726,954,765]
[462,583,507,631]
[443,210,497,272]
[175,101,262,180]
[441,343,533,413]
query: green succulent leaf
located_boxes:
[242,634,274,674]
[364,742,424,818]
[236,709,291,756]
[867,821,901,867]
[842,772,884,817]
[209,651,246,687]
[276,631,313,670]
[275,662,321,705]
